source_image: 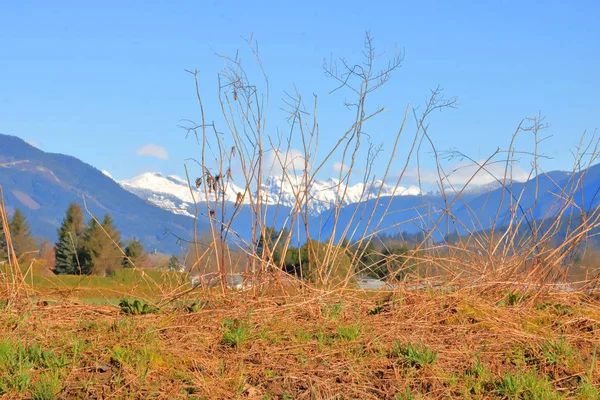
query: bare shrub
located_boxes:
[176,33,600,296]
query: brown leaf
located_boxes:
[235,192,244,207]
[242,384,261,399]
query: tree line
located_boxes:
[0,203,147,276]
[0,208,37,263]
[257,227,421,282]
[2,204,419,281]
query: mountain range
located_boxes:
[1,133,599,254]
[118,171,422,217]
[117,165,600,244]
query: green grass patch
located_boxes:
[221,318,253,348]
[336,325,361,341]
[497,291,528,307]
[390,342,438,368]
[536,301,574,316]
[494,370,560,399]
[321,301,344,319]
[119,299,159,315]
[0,340,67,397]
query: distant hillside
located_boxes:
[116,159,600,246]
[310,164,600,243]
[0,134,203,254]
[2,133,599,252]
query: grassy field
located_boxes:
[18,268,189,305]
[1,280,599,399]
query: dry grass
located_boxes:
[1,288,599,399]
[2,34,600,399]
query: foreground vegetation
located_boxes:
[2,33,600,399]
[1,288,599,399]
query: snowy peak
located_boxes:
[119,172,238,217]
[117,172,422,217]
[101,170,114,180]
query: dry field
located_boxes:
[1,287,599,399]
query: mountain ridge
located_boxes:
[118,171,422,217]
[2,133,599,253]
[0,134,201,254]
[112,158,600,244]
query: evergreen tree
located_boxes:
[99,213,123,276]
[358,241,384,278]
[303,240,353,284]
[0,213,7,261]
[123,238,144,267]
[101,214,121,246]
[167,255,180,271]
[357,240,414,280]
[80,214,123,276]
[282,240,352,284]
[380,244,413,281]
[257,226,289,266]
[54,203,86,275]
[9,209,37,262]
[78,218,98,275]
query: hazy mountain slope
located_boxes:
[450,167,600,234]
[303,165,600,243]
[0,134,202,254]
[308,192,480,242]
[3,133,598,252]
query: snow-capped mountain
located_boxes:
[118,172,422,217]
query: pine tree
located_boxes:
[78,218,98,275]
[99,214,124,276]
[123,238,144,267]
[257,226,289,265]
[101,214,121,246]
[168,255,180,271]
[80,214,123,276]
[0,212,7,262]
[54,203,86,275]
[9,209,37,262]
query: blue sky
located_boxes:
[1,1,598,187]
